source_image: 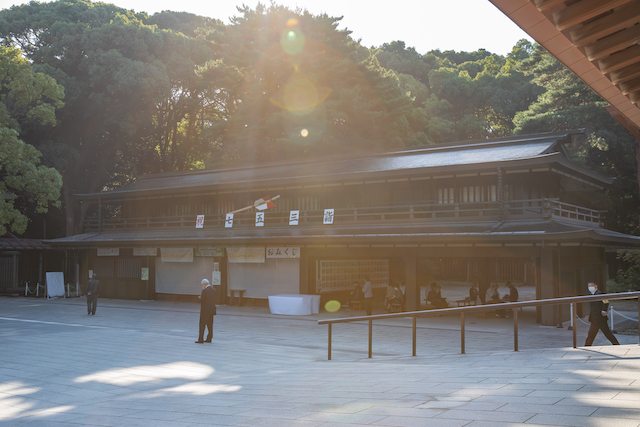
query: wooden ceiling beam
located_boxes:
[585,24,640,61]
[534,0,566,12]
[598,44,640,73]
[570,1,640,47]
[627,89,640,103]
[610,62,640,84]
[554,0,633,31]
[620,76,640,94]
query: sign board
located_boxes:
[289,210,299,225]
[46,272,65,298]
[133,248,157,256]
[212,271,221,286]
[255,212,265,227]
[226,247,265,263]
[97,248,119,256]
[160,248,194,263]
[195,247,224,257]
[266,247,300,258]
[323,209,334,225]
[225,213,234,228]
[141,268,149,281]
[195,215,205,228]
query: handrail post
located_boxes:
[412,317,417,356]
[461,312,465,354]
[328,324,332,360]
[571,302,577,348]
[368,319,373,359]
[513,308,518,352]
[637,297,640,346]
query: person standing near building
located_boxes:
[196,279,216,344]
[585,282,619,346]
[362,277,373,316]
[85,274,100,315]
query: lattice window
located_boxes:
[315,260,389,293]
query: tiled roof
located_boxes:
[80,131,601,199]
[0,238,49,251]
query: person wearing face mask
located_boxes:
[584,282,619,346]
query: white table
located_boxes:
[268,294,321,315]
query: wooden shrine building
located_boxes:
[47,131,640,325]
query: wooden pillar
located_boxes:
[405,252,418,311]
[539,245,557,326]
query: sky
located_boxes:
[0,0,532,56]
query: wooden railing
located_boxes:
[317,292,640,360]
[83,198,603,231]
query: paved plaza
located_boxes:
[1,296,639,426]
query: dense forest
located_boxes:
[0,0,638,242]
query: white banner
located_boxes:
[133,248,157,256]
[323,209,334,225]
[266,247,300,259]
[226,247,265,263]
[97,248,119,256]
[225,213,234,228]
[161,248,194,263]
[289,210,299,225]
[195,215,205,228]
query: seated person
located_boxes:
[503,281,518,302]
[485,283,501,304]
[468,283,479,304]
[347,282,363,309]
[393,284,404,311]
[426,283,448,308]
[385,283,396,311]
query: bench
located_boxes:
[390,303,403,313]
[229,289,246,306]
[456,298,477,307]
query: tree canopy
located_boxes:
[0,0,637,239]
[0,45,63,235]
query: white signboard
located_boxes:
[289,210,299,226]
[195,215,205,228]
[323,209,334,225]
[255,212,265,227]
[161,248,194,263]
[97,248,119,256]
[212,271,221,286]
[225,213,234,228]
[46,272,65,299]
[266,247,300,259]
[133,248,157,256]
[226,247,265,263]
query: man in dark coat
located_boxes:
[585,282,619,346]
[196,279,216,343]
[85,274,100,315]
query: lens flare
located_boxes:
[300,128,309,137]
[270,69,332,112]
[280,21,305,55]
[324,300,341,313]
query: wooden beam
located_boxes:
[610,62,640,83]
[620,76,640,95]
[585,23,640,61]
[628,89,640,103]
[605,105,640,139]
[534,0,566,12]
[598,44,640,73]
[554,0,633,31]
[570,1,640,47]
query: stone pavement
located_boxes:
[0,296,639,427]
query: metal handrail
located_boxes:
[317,291,640,360]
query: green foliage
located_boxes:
[0,46,63,234]
[514,44,640,235]
[607,250,640,292]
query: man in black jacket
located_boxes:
[585,282,619,346]
[196,279,216,344]
[85,274,100,315]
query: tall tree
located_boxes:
[514,44,639,235]
[0,46,63,235]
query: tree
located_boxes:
[0,46,63,235]
[514,44,639,235]
[0,0,228,234]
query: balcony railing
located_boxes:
[83,198,603,232]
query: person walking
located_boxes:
[85,274,100,315]
[196,279,216,344]
[362,277,373,316]
[585,282,619,346]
